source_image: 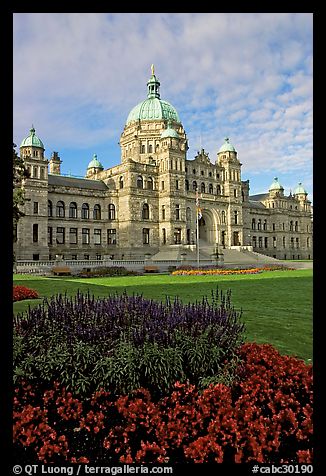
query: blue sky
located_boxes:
[13,13,313,200]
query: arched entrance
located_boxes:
[198,211,216,244]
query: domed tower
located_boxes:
[17,126,49,260]
[216,137,243,246]
[120,65,188,165]
[86,154,104,178]
[294,182,308,202]
[269,177,284,198]
[118,66,189,252]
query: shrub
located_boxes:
[13,285,39,302]
[13,289,245,397]
[77,266,140,277]
[13,343,313,464]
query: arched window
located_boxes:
[257,219,262,230]
[263,219,267,231]
[252,218,256,230]
[217,185,221,195]
[142,203,149,220]
[93,204,101,220]
[40,168,45,179]
[209,184,213,194]
[56,201,65,218]
[33,166,38,178]
[192,181,197,191]
[69,202,77,219]
[186,207,191,222]
[201,182,205,193]
[48,200,53,217]
[137,176,143,189]
[108,204,116,220]
[185,179,189,191]
[147,177,153,190]
[221,210,226,224]
[119,177,124,189]
[81,203,89,219]
[148,144,153,153]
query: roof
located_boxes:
[269,177,284,191]
[249,193,269,201]
[218,137,236,153]
[248,200,267,209]
[126,67,180,125]
[48,174,108,191]
[161,122,180,138]
[294,182,307,195]
[20,126,44,149]
[87,154,104,169]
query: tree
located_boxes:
[13,144,30,261]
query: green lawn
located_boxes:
[13,269,313,362]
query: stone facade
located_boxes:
[14,70,313,262]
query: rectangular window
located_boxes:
[48,226,53,245]
[33,224,38,243]
[283,237,286,248]
[272,223,276,231]
[32,254,39,261]
[264,237,268,248]
[82,228,90,244]
[33,202,39,214]
[96,253,102,260]
[176,180,179,190]
[84,254,90,260]
[69,227,78,244]
[174,228,181,244]
[143,228,150,245]
[71,254,77,260]
[175,204,180,220]
[273,237,277,248]
[56,227,65,244]
[162,228,166,244]
[258,237,263,248]
[234,189,237,197]
[94,229,102,245]
[161,181,165,190]
[107,229,117,244]
[162,205,166,220]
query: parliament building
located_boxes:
[14,67,313,262]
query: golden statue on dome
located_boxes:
[151,64,155,75]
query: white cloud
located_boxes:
[13,12,313,198]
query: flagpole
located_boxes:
[196,188,200,269]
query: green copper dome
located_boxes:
[218,137,236,153]
[269,177,284,191]
[126,66,180,125]
[161,121,180,139]
[294,182,307,195]
[20,126,44,149]
[87,154,104,170]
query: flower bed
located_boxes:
[171,265,293,276]
[13,285,39,302]
[13,289,245,397]
[13,343,312,464]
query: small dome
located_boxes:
[20,126,44,149]
[161,122,180,138]
[294,182,307,195]
[218,137,236,153]
[269,177,284,191]
[87,154,104,170]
